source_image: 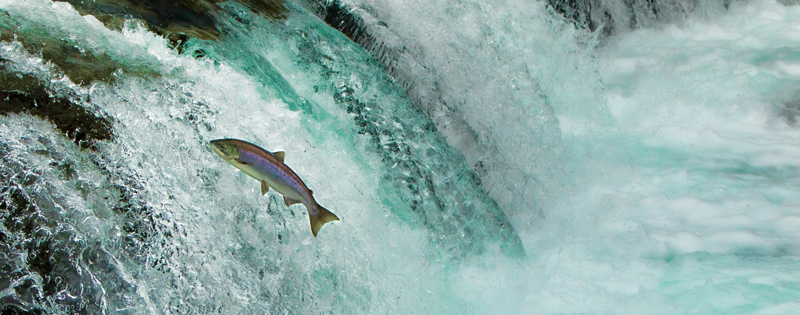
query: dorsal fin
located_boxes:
[273,151,285,162]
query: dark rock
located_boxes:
[0,67,114,148]
[0,9,160,86]
[546,0,734,37]
[55,0,288,44]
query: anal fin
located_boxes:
[261,181,270,195]
[284,196,301,206]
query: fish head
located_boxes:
[210,139,240,160]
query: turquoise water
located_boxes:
[1,0,800,314]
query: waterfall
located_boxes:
[2,0,800,314]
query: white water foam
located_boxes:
[2,0,800,313]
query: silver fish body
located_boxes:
[210,138,339,236]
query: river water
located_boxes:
[1,0,799,314]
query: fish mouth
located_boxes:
[209,142,229,159]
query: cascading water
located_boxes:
[1,0,800,314]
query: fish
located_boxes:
[210,138,339,237]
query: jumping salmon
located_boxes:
[210,138,339,237]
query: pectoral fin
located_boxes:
[273,151,285,162]
[261,181,270,195]
[284,196,301,206]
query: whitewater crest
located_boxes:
[0,0,524,313]
[4,0,800,314]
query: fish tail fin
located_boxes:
[309,203,339,237]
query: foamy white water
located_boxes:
[0,0,799,314]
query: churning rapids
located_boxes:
[2,0,800,314]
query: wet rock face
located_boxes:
[0,68,115,149]
[0,9,160,86]
[0,8,146,147]
[547,0,612,36]
[546,0,734,37]
[314,1,401,87]
[54,0,288,48]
